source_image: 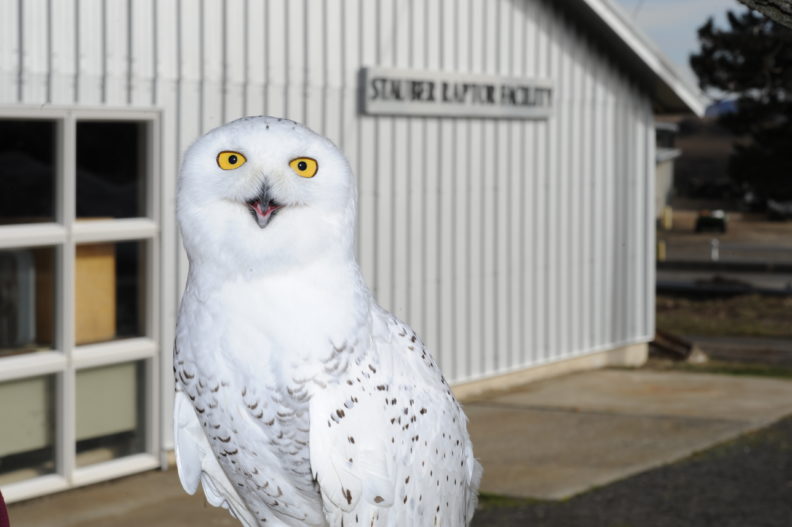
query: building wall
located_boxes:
[1,0,655,446]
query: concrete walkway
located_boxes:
[466,369,792,499]
[9,368,792,526]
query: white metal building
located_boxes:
[0,0,702,502]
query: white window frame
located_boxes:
[0,106,163,503]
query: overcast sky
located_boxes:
[611,0,739,87]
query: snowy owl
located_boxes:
[174,116,481,527]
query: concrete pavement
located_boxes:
[9,367,792,525]
[466,369,792,499]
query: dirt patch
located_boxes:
[656,294,792,338]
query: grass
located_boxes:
[656,294,792,338]
[476,492,546,510]
[648,359,792,380]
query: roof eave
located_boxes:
[571,0,707,116]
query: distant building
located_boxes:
[0,0,702,502]
[655,121,681,218]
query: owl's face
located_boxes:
[178,117,356,272]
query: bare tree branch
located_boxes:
[738,0,792,28]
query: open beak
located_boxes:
[246,184,284,229]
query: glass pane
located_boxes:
[0,119,57,225]
[76,361,146,467]
[76,121,147,219]
[0,375,56,485]
[74,240,146,345]
[0,247,56,357]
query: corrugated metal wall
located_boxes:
[0,0,655,389]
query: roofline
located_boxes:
[571,0,707,116]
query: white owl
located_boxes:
[174,116,481,527]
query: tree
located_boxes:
[737,0,792,28]
[691,8,792,202]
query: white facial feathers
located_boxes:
[177,117,357,272]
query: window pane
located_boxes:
[74,240,146,345]
[0,247,56,357]
[0,120,56,225]
[77,121,147,219]
[76,361,146,467]
[0,375,56,485]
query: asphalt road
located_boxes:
[472,415,792,527]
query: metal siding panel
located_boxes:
[130,0,155,106]
[374,0,394,315]
[304,0,324,132]
[245,0,266,117]
[323,0,345,142]
[634,94,647,339]
[50,0,76,104]
[644,103,656,339]
[479,0,496,374]
[607,68,618,345]
[224,0,246,121]
[284,0,305,121]
[507,0,523,370]
[453,0,472,380]
[0,0,20,103]
[437,0,456,373]
[266,0,286,116]
[579,32,592,352]
[407,115,426,336]
[391,114,410,320]
[77,0,104,104]
[179,0,202,144]
[154,0,180,454]
[420,0,440,357]
[357,0,378,295]
[405,0,424,342]
[546,6,561,361]
[438,117,454,372]
[103,0,129,105]
[591,51,605,348]
[531,0,548,365]
[201,0,223,129]
[496,0,511,372]
[339,0,359,212]
[20,0,49,103]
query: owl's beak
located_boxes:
[246,183,284,229]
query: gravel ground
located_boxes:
[472,415,792,527]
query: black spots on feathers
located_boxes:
[342,487,352,505]
[374,496,384,504]
[368,364,377,373]
[348,436,355,444]
[376,385,387,391]
[336,409,346,418]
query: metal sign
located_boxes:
[361,67,553,119]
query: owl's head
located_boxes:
[177,117,356,273]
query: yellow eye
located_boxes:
[217,151,247,170]
[289,157,318,178]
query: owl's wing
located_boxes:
[173,390,258,527]
[309,379,395,516]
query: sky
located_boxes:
[611,0,739,88]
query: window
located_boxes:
[0,109,161,501]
